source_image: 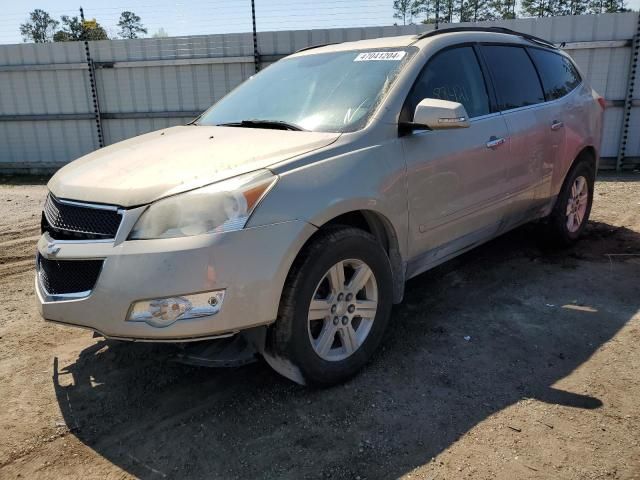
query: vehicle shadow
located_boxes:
[53,220,639,479]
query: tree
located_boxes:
[152,28,169,38]
[19,9,59,43]
[440,0,457,23]
[54,17,108,41]
[416,0,438,23]
[587,0,626,13]
[80,19,109,40]
[118,11,147,39]
[487,0,517,18]
[520,0,551,16]
[393,0,424,24]
[53,16,84,42]
[520,0,588,16]
[551,0,589,15]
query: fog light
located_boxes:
[127,290,225,328]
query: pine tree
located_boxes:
[19,9,59,43]
[567,0,589,14]
[488,0,517,19]
[587,0,626,13]
[520,0,551,17]
[117,11,147,39]
[393,0,424,24]
[438,0,457,23]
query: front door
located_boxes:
[401,46,512,276]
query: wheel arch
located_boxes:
[557,145,597,198]
[572,145,597,173]
[301,208,406,304]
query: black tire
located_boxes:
[267,227,393,386]
[546,159,595,246]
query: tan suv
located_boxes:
[36,27,603,385]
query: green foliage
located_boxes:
[488,0,518,19]
[394,0,625,22]
[519,0,619,17]
[19,9,59,43]
[82,20,109,41]
[117,11,147,39]
[415,0,513,23]
[53,16,84,42]
[587,0,627,13]
[53,17,108,42]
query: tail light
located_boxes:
[596,96,606,110]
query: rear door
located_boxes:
[479,45,550,224]
[527,47,583,204]
[401,45,512,274]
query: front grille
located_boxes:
[37,255,104,295]
[42,194,122,240]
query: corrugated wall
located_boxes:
[0,41,98,168]
[0,12,638,172]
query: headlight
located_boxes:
[129,170,277,240]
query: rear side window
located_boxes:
[528,48,581,100]
[404,46,490,119]
[480,45,545,111]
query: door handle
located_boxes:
[551,120,564,131]
[486,136,506,149]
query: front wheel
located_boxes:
[546,160,595,245]
[266,227,393,386]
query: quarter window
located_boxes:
[528,48,581,100]
[480,45,545,111]
[404,46,490,120]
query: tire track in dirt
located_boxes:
[0,260,35,279]
[0,221,39,243]
[0,231,39,277]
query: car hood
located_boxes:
[48,125,340,207]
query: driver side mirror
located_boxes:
[400,98,470,133]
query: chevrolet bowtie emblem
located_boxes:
[46,242,61,256]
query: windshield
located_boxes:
[197,48,416,133]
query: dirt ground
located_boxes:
[0,174,638,480]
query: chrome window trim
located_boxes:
[469,111,502,123]
[496,100,549,115]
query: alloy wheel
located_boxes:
[566,175,589,233]
[307,259,378,362]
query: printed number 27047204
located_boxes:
[353,51,407,62]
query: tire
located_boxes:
[546,159,595,246]
[267,227,393,386]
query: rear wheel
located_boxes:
[546,160,595,245]
[267,227,393,386]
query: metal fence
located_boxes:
[0,12,638,173]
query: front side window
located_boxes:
[528,48,581,100]
[198,48,416,133]
[404,46,490,120]
[480,45,545,111]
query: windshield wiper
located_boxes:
[216,119,307,131]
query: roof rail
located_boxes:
[295,42,341,53]
[412,26,556,49]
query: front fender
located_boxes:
[248,140,409,262]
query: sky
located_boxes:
[1,0,639,45]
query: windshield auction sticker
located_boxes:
[354,51,407,62]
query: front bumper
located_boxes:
[36,220,315,341]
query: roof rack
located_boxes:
[412,26,557,49]
[295,42,341,54]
